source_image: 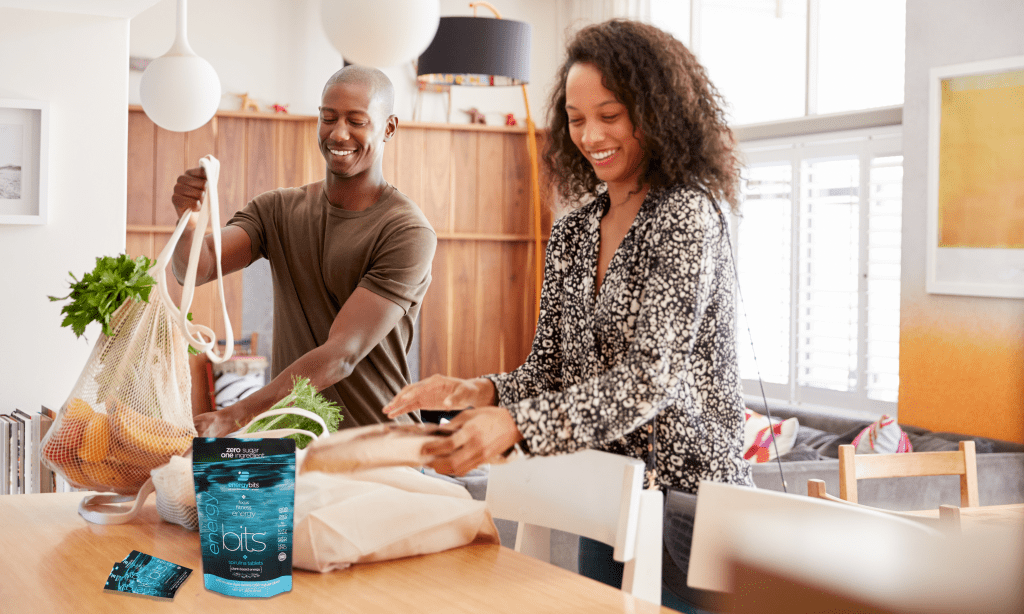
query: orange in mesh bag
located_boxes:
[41,155,234,506]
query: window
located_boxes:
[734,127,902,414]
[697,0,809,124]
[650,0,906,124]
[647,0,906,413]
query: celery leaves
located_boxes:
[245,376,343,448]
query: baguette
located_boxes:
[301,423,450,474]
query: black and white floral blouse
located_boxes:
[486,185,754,494]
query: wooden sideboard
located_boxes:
[126,107,551,387]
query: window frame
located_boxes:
[733,119,903,416]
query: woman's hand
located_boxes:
[423,406,524,476]
[382,374,497,419]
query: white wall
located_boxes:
[0,8,131,413]
[128,0,562,125]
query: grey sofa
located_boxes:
[746,400,1024,510]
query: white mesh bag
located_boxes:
[77,408,326,528]
[41,155,233,500]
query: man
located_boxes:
[171,66,436,437]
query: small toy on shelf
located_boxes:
[461,107,486,125]
[505,113,517,127]
[271,103,289,114]
[236,93,260,112]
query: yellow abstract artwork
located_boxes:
[938,68,1024,248]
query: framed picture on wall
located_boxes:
[0,99,49,225]
[926,55,1024,298]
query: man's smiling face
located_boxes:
[317,80,394,179]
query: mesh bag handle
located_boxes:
[78,479,157,525]
[229,406,330,442]
[152,154,234,363]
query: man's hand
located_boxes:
[194,404,253,438]
[422,406,523,476]
[172,166,208,218]
[382,374,497,419]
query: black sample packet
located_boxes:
[193,437,296,598]
[103,550,192,600]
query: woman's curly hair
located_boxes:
[544,19,741,208]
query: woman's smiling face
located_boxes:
[564,62,645,193]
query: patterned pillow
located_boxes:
[851,414,913,454]
[743,408,799,463]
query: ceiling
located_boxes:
[0,0,162,18]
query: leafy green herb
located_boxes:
[245,376,343,448]
[49,254,200,355]
[49,254,156,337]
[185,312,199,355]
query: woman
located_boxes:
[383,19,751,612]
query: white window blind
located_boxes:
[734,128,902,414]
[735,164,791,385]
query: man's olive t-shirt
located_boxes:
[228,182,436,427]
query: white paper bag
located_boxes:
[293,466,500,572]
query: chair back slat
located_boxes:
[837,441,978,508]
[853,450,966,479]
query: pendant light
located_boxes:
[321,0,440,68]
[139,0,222,132]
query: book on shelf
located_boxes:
[38,406,55,493]
[13,409,39,494]
[0,416,10,495]
[1,407,62,495]
[5,412,24,495]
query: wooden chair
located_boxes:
[218,332,259,356]
[485,450,664,605]
[190,333,264,416]
[807,441,979,532]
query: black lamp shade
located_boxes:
[417,16,531,86]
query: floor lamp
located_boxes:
[416,2,543,325]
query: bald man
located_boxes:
[171,66,436,437]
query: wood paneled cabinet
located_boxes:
[126,107,550,386]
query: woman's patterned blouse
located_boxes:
[486,185,754,493]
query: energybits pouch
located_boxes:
[193,438,296,598]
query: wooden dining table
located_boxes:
[0,492,671,613]
[904,502,1024,533]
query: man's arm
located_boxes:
[194,286,406,436]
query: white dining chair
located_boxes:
[486,449,664,605]
[689,480,1022,614]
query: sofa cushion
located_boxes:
[851,415,913,454]
[743,408,798,463]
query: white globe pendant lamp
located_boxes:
[321,0,440,68]
[140,0,222,132]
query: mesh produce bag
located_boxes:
[76,407,327,527]
[41,155,233,498]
